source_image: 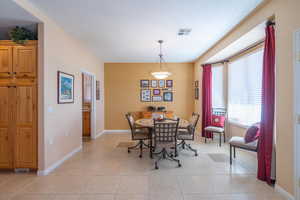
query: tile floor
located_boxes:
[0,133,286,200]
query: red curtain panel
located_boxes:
[201,64,213,138]
[257,24,275,184]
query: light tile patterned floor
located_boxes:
[0,133,286,200]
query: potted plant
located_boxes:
[9,26,37,45]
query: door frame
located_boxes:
[81,69,97,140]
[293,29,300,200]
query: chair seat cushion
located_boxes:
[133,129,150,140]
[204,126,224,133]
[177,131,193,140]
[229,136,257,151]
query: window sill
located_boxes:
[228,120,250,129]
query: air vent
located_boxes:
[178,28,192,36]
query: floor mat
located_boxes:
[207,153,229,163]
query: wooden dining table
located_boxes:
[134,118,191,158]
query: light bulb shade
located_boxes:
[151,71,172,79]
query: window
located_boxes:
[228,49,263,125]
[212,65,225,109]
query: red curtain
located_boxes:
[201,64,213,138]
[257,24,275,184]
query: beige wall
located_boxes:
[13,0,105,171]
[105,63,194,130]
[194,0,300,195]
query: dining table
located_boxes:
[134,118,191,158]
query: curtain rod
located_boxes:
[203,39,265,66]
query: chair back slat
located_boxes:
[212,108,227,116]
[154,119,179,143]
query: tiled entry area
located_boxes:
[0,133,286,200]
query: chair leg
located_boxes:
[139,140,143,158]
[204,131,207,143]
[219,134,222,147]
[128,141,142,153]
[187,144,198,156]
[223,132,226,143]
[230,144,232,165]
[233,147,236,158]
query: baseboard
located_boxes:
[275,184,295,200]
[94,131,105,139]
[103,130,130,134]
[37,145,82,176]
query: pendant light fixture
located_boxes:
[151,40,172,79]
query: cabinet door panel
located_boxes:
[0,87,12,168]
[15,128,36,168]
[15,86,37,168]
[13,46,36,77]
[0,128,11,168]
[0,46,12,77]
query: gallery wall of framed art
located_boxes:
[140,79,173,102]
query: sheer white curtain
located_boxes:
[212,65,225,109]
[228,49,263,125]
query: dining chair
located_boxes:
[177,112,200,156]
[204,108,227,147]
[152,118,181,169]
[125,113,150,158]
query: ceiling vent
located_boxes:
[178,28,192,36]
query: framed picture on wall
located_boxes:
[163,92,173,102]
[140,89,151,102]
[151,80,158,88]
[166,80,173,88]
[96,80,100,100]
[195,88,199,100]
[153,89,160,95]
[140,80,149,88]
[158,80,165,88]
[57,71,74,104]
[152,96,162,102]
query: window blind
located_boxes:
[228,49,263,125]
[212,65,225,109]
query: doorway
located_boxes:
[82,71,96,139]
[294,29,300,200]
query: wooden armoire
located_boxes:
[0,40,37,169]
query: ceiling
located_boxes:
[0,0,40,39]
[27,0,263,62]
[206,21,266,63]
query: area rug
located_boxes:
[207,153,229,163]
[116,142,136,148]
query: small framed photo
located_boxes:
[166,80,173,88]
[158,80,165,88]
[163,92,173,102]
[141,89,151,102]
[195,80,199,88]
[151,80,158,88]
[57,71,74,104]
[140,80,149,88]
[195,88,199,100]
[153,89,160,95]
[152,96,162,102]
